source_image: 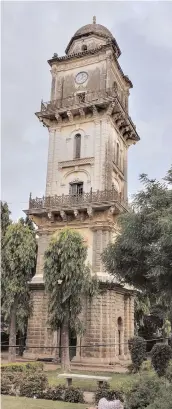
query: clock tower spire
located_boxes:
[25,20,139,366]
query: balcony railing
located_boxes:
[40,88,118,113]
[29,189,127,211]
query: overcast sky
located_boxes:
[1,1,172,220]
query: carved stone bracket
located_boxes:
[113,112,121,121]
[87,206,93,218]
[74,209,79,219]
[55,112,62,123]
[92,105,98,120]
[47,211,54,221]
[116,118,125,127]
[67,110,73,122]
[109,206,115,214]
[79,108,85,118]
[60,210,67,221]
[106,102,115,116]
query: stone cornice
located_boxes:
[58,157,94,169]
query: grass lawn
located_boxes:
[47,369,140,392]
[1,396,87,409]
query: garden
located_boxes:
[2,338,172,409]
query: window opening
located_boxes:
[75,133,81,159]
[82,44,87,51]
[77,92,85,103]
[70,182,83,196]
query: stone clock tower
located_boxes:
[25,18,140,366]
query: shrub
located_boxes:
[146,384,172,409]
[42,385,65,401]
[1,361,43,373]
[165,361,172,383]
[141,359,152,372]
[95,382,124,404]
[151,343,172,377]
[1,372,21,396]
[128,336,146,373]
[19,373,48,398]
[64,387,84,403]
[126,376,162,409]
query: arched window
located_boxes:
[82,44,87,51]
[75,133,81,159]
[117,317,123,356]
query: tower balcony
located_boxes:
[36,88,139,143]
[26,189,128,220]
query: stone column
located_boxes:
[123,146,128,202]
[31,233,49,284]
[46,128,56,196]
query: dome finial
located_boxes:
[93,16,96,24]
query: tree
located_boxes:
[44,228,98,372]
[1,201,11,238]
[102,166,172,301]
[1,220,37,361]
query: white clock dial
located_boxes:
[75,72,88,84]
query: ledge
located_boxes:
[58,157,94,169]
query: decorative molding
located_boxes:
[58,157,94,169]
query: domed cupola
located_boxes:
[65,16,121,58]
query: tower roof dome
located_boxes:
[74,23,113,39]
[65,17,121,57]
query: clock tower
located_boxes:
[25,18,140,366]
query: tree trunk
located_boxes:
[8,301,17,362]
[61,316,70,372]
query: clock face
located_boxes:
[75,72,88,84]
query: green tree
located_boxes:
[44,228,98,372]
[1,201,11,238]
[1,220,37,361]
[102,166,172,300]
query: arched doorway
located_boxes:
[117,317,123,356]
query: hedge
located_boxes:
[1,361,43,373]
[1,371,84,403]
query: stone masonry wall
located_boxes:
[25,289,57,359]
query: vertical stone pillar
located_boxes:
[93,119,101,191]
[46,128,56,196]
[31,233,49,284]
[124,295,130,356]
[123,146,128,202]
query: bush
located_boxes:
[126,376,162,409]
[141,359,152,372]
[64,387,84,403]
[19,373,48,398]
[1,372,21,396]
[95,382,124,404]
[1,361,43,373]
[165,361,172,383]
[146,384,172,409]
[151,343,172,377]
[42,385,64,401]
[128,336,146,373]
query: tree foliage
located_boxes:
[1,201,11,238]
[128,336,146,372]
[102,166,172,300]
[1,220,37,360]
[151,343,172,377]
[44,228,98,371]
